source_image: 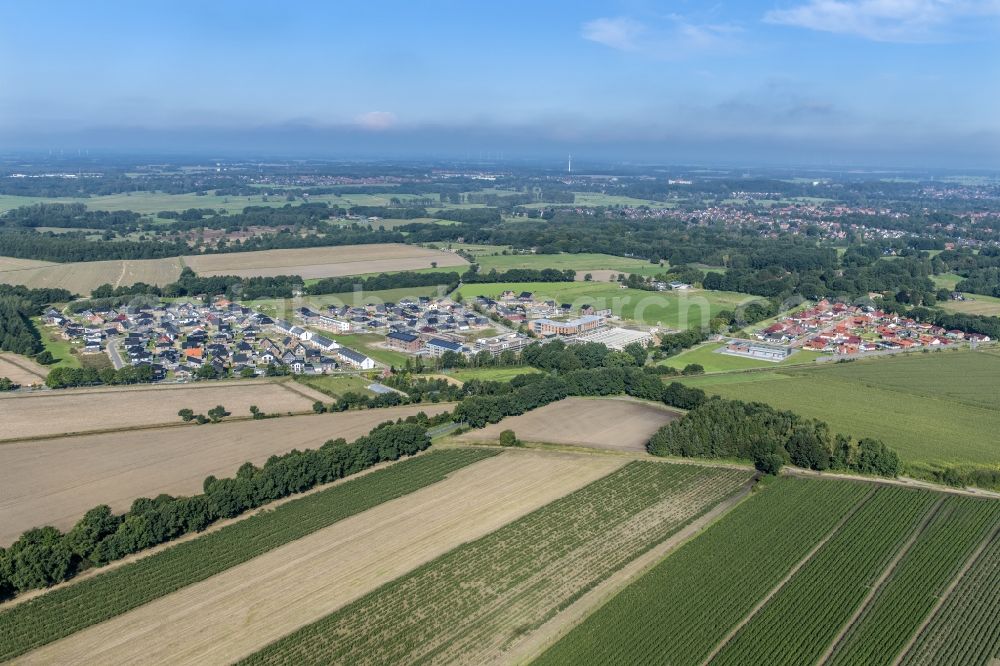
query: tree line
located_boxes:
[0,418,433,599]
[647,398,900,477]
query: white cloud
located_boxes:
[765,0,1000,42]
[355,110,397,130]
[581,17,645,51]
[581,15,741,57]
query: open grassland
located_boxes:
[456,281,756,329]
[15,450,626,666]
[682,350,1000,470]
[0,449,498,662]
[472,251,666,277]
[659,342,823,373]
[0,379,326,441]
[828,496,1000,666]
[447,365,541,382]
[0,403,452,545]
[0,256,183,295]
[183,243,467,279]
[239,461,750,665]
[292,374,375,398]
[711,487,938,666]
[536,476,871,665]
[0,353,48,386]
[900,528,1000,666]
[457,396,681,452]
[937,292,1000,316]
[0,190,430,216]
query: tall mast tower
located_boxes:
[567,154,572,174]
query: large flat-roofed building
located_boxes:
[722,340,793,362]
[530,315,603,336]
[573,327,653,351]
[386,331,422,352]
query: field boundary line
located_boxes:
[504,473,759,665]
[698,485,878,666]
[892,517,1000,666]
[818,497,945,665]
[0,354,47,380]
[782,467,1000,500]
[0,448,456,611]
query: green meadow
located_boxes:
[659,342,823,373]
[681,348,1000,476]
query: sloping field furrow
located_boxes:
[0,449,497,661]
[899,528,1000,666]
[0,379,328,442]
[0,403,453,545]
[457,396,680,452]
[827,495,1000,666]
[14,450,623,666]
[710,486,938,666]
[535,476,871,666]
[238,461,751,666]
[182,244,467,279]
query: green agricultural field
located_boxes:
[293,374,375,399]
[659,342,823,373]
[240,462,750,665]
[446,366,541,382]
[536,476,870,666]
[937,292,1000,317]
[681,349,1000,474]
[0,449,498,662]
[931,273,962,290]
[472,251,667,277]
[540,478,1000,666]
[455,282,757,329]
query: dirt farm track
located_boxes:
[15,450,622,665]
[458,397,681,452]
[0,403,453,545]
[0,380,330,441]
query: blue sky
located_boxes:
[1,1,998,166]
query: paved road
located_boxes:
[106,339,125,370]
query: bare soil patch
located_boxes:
[16,450,622,666]
[0,380,324,442]
[182,244,467,279]
[0,403,453,545]
[458,396,680,452]
[0,353,49,386]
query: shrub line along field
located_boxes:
[538,476,1000,666]
[457,396,681,452]
[0,244,466,293]
[0,449,497,661]
[0,403,454,545]
[238,461,751,665]
[0,379,328,442]
[12,450,627,665]
[681,349,1000,473]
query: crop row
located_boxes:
[828,495,1000,666]
[711,485,937,666]
[0,448,497,662]
[536,476,871,666]
[239,461,751,665]
[900,528,1000,666]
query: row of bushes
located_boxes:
[0,418,433,599]
[44,364,156,389]
[647,398,901,477]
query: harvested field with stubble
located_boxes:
[0,256,55,272]
[0,353,48,386]
[182,243,467,279]
[457,396,681,451]
[0,379,327,441]
[0,256,183,294]
[0,403,453,545]
[16,450,625,666]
